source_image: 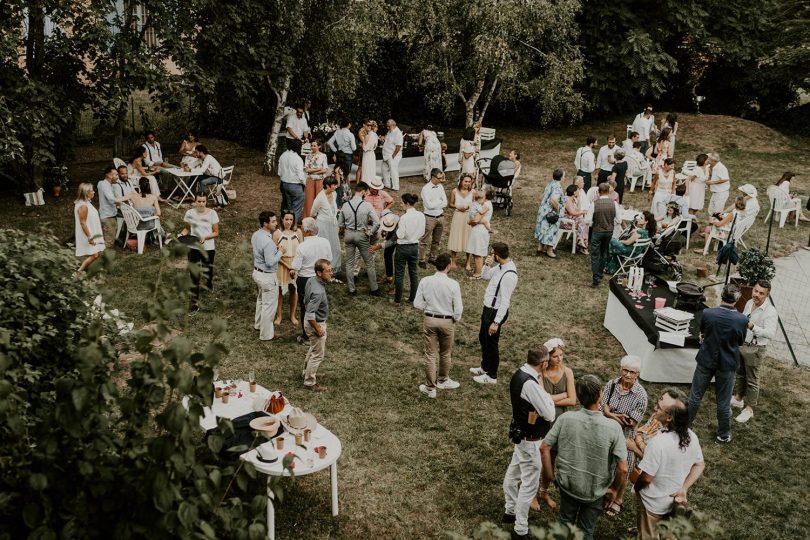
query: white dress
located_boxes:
[422,130,442,181]
[651,169,675,220]
[74,200,105,256]
[362,131,378,182]
[688,166,707,210]
[310,190,342,271]
[460,139,476,174]
[466,201,492,257]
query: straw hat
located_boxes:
[281,407,318,435]
[249,415,280,437]
[367,175,384,190]
[256,441,279,464]
[380,212,400,235]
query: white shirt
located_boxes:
[278,150,306,184]
[382,127,403,160]
[183,208,219,251]
[292,235,333,278]
[420,181,448,217]
[518,364,556,423]
[622,138,635,155]
[396,207,426,244]
[327,127,357,154]
[482,260,517,324]
[631,113,656,140]
[285,113,309,140]
[193,154,223,178]
[142,141,163,166]
[710,162,730,193]
[639,430,704,515]
[414,271,463,321]
[596,144,618,172]
[743,298,778,346]
[574,145,595,173]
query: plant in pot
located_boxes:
[734,247,776,310]
[45,165,69,197]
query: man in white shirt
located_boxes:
[419,168,448,268]
[142,131,168,167]
[634,404,704,540]
[596,136,619,184]
[731,281,778,424]
[327,119,356,181]
[631,105,658,156]
[292,217,333,344]
[574,135,597,191]
[380,119,404,191]
[471,243,518,384]
[285,104,310,155]
[622,131,639,156]
[501,345,555,539]
[394,193,426,304]
[278,148,307,224]
[626,141,652,188]
[414,253,463,398]
[192,145,224,196]
[706,152,731,215]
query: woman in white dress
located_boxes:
[309,175,342,276]
[74,182,105,273]
[418,124,442,181]
[361,120,378,185]
[660,113,679,155]
[447,173,474,272]
[458,127,476,175]
[775,171,810,222]
[178,130,201,168]
[466,189,493,278]
[649,158,676,220]
[687,153,709,216]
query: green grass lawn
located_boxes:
[5,114,810,539]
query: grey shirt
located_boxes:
[338,196,380,235]
[304,277,329,322]
[96,179,118,219]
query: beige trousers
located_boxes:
[423,316,454,389]
[636,492,667,540]
[303,322,327,386]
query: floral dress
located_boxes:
[534,180,565,246]
[561,195,589,250]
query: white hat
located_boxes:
[256,441,279,463]
[380,212,400,234]
[367,175,384,190]
[738,184,757,198]
[249,415,281,438]
[543,338,565,351]
[281,407,318,435]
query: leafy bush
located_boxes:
[0,230,269,539]
[737,247,776,285]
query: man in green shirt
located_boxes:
[541,374,628,540]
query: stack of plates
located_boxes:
[654,307,694,334]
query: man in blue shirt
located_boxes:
[687,283,748,443]
[96,166,120,249]
[251,211,285,341]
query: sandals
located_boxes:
[605,501,623,518]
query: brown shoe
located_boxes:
[304,383,327,392]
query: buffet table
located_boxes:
[603,276,704,383]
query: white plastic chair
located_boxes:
[480,127,496,141]
[585,186,599,202]
[120,204,162,254]
[616,237,652,275]
[626,124,634,139]
[554,219,577,254]
[764,185,799,228]
[113,157,126,169]
[681,160,697,174]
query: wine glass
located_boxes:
[645,276,654,300]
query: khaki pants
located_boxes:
[303,322,327,386]
[100,217,117,248]
[423,316,455,389]
[253,270,279,341]
[419,214,444,263]
[735,344,765,407]
[636,492,667,540]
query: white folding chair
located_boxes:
[764,185,800,228]
[206,165,235,201]
[120,204,163,254]
[616,237,652,275]
[554,219,577,254]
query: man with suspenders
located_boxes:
[471,242,518,385]
[337,181,385,297]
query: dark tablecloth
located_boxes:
[608,276,704,349]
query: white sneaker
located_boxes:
[469,367,486,376]
[436,379,461,390]
[735,409,754,423]
[473,374,497,385]
[730,397,744,409]
[419,384,437,398]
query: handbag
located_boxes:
[545,210,559,224]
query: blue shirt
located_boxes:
[251,229,282,273]
[96,179,117,219]
[695,304,748,372]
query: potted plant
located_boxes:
[45,165,69,198]
[734,247,776,310]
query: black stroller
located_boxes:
[475,155,516,216]
[642,226,685,281]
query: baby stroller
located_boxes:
[476,155,516,216]
[642,226,685,281]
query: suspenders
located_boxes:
[490,269,517,308]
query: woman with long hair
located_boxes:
[130,146,162,199]
[649,158,676,219]
[775,171,809,222]
[606,211,656,274]
[361,120,378,186]
[686,153,709,216]
[303,139,329,217]
[178,130,201,168]
[73,183,105,273]
[650,127,672,174]
[447,173,474,271]
[661,113,679,154]
[466,189,493,278]
[459,127,476,175]
[561,183,589,254]
[130,177,165,242]
[273,211,303,326]
[309,175,342,278]
[418,124,442,181]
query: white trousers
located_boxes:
[253,270,279,340]
[382,156,401,191]
[708,190,730,215]
[503,439,542,535]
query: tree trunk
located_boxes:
[263,74,291,176]
[112,103,129,159]
[464,78,486,127]
[478,76,499,126]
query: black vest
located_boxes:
[509,368,551,440]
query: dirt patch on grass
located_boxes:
[676,113,793,154]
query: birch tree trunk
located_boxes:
[464,78,486,127]
[263,74,291,176]
[478,76,499,126]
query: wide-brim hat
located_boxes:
[367,175,384,190]
[281,407,318,435]
[738,184,757,198]
[380,212,400,234]
[249,415,281,438]
[256,441,280,463]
